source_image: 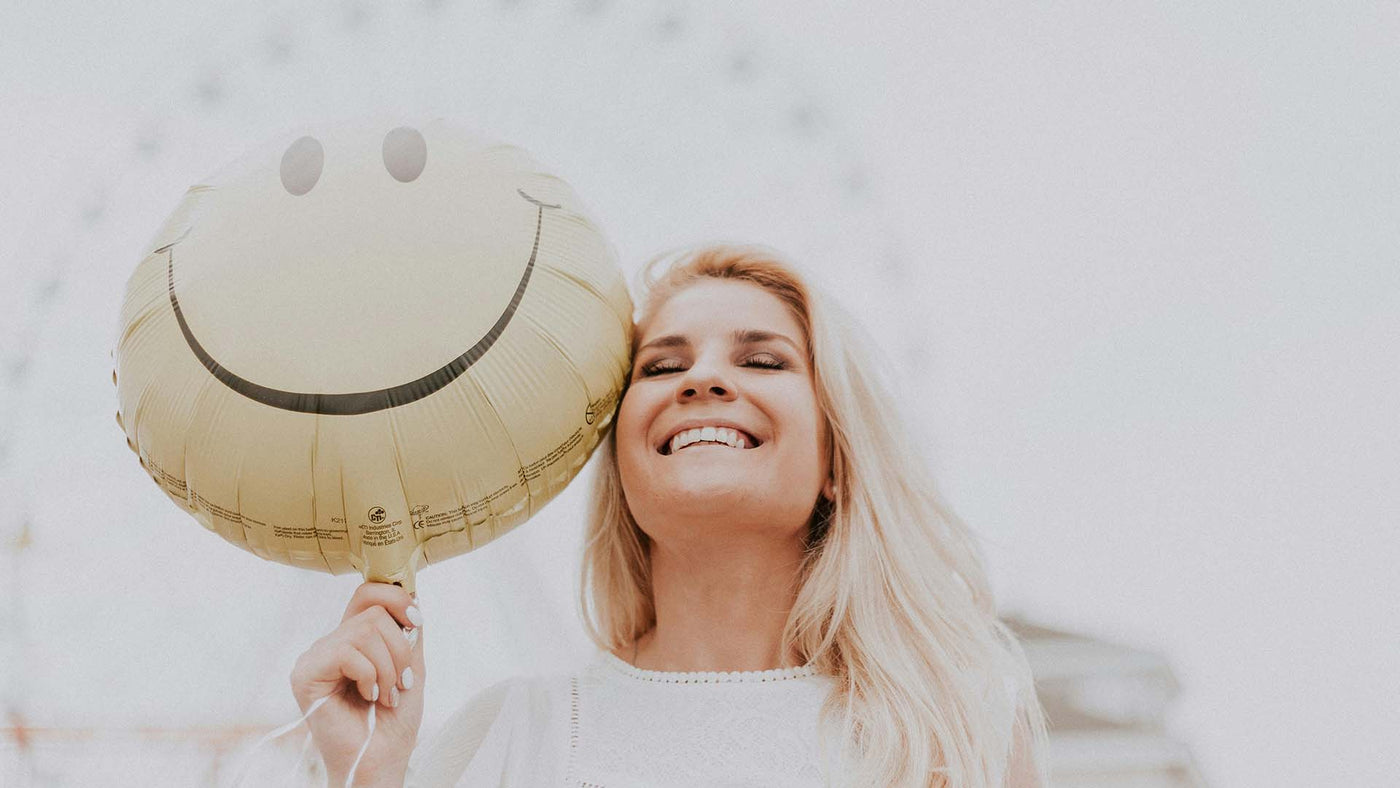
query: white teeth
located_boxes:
[666,426,754,454]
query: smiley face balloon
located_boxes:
[114,119,632,592]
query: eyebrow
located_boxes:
[636,329,802,355]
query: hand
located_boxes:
[290,581,425,786]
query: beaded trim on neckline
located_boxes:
[599,649,820,684]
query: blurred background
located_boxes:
[2,1,1397,786]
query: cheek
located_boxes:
[615,389,644,442]
[614,390,654,468]
[787,389,825,446]
[789,390,830,477]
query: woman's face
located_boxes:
[616,278,830,543]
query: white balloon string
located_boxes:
[284,726,314,788]
[225,688,376,788]
[228,693,329,787]
[345,700,376,788]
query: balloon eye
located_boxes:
[280,136,324,196]
[383,126,427,183]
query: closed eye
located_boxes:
[743,354,786,370]
[638,354,788,377]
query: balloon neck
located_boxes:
[361,543,422,595]
[355,545,420,596]
[369,566,417,596]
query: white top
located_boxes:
[405,649,845,787]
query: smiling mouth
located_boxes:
[660,442,757,456]
[658,428,763,456]
[163,188,558,415]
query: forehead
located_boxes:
[639,279,805,346]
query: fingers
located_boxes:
[363,607,417,708]
[342,581,420,631]
[292,583,425,713]
[334,642,380,704]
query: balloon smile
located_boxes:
[163,188,559,415]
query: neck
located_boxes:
[629,531,807,673]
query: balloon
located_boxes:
[113,119,632,592]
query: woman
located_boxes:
[291,245,1049,787]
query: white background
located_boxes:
[1,2,1397,786]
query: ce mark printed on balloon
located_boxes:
[113,118,634,594]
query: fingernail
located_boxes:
[371,684,380,702]
[406,605,423,628]
[403,627,420,648]
[401,667,415,690]
[389,686,400,708]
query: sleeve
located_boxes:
[404,678,519,788]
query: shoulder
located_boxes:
[429,671,575,745]
[405,673,568,787]
[405,677,519,788]
[406,671,576,788]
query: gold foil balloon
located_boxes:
[114,120,632,592]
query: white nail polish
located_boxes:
[371,684,379,702]
[404,627,420,648]
[406,606,423,628]
[401,667,415,690]
[390,686,400,708]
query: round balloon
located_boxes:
[113,119,632,592]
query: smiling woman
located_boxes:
[390,245,1051,787]
[616,276,832,554]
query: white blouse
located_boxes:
[405,649,845,787]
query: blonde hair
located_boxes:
[579,245,1049,787]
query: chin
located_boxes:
[661,479,758,507]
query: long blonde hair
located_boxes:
[579,245,1049,787]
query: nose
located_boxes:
[676,361,736,403]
